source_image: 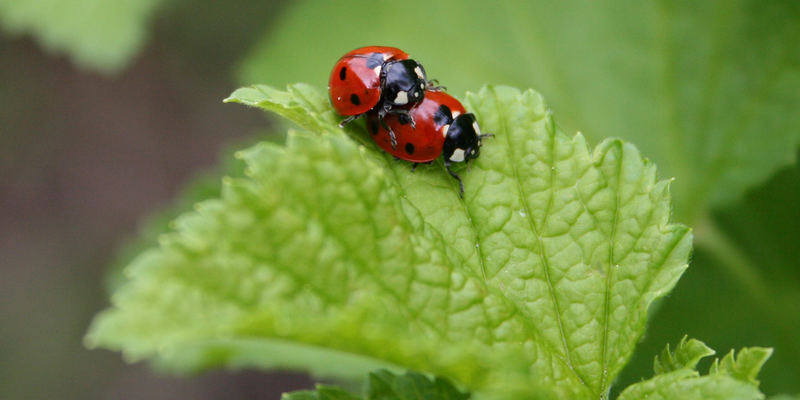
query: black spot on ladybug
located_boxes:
[405,143,415,155]
[365,53,384,69]
[350,94,361,105]
[370,119,379,134]
[433,105,452,127]
[339,67,347,80]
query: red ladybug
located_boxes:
[329,46,435,149]
[366,91,492,197]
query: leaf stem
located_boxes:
[694,213,800,380]
[693,214,773,309]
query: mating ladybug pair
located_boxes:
[328,46,491,197]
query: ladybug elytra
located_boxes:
[328,46,436,149]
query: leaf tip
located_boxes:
[82,329,99,350]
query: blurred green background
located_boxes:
[1,0,798,398]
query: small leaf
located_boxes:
[711,347,773,386]
[282,386,362,400]
[619,339,771,400]
[367,370,470,400]
[282,392,320,400]
[281,370,468,400]
[87,84,692,399]
[617,370,763,400]
[0,0,166,72]
[654,336,715,374]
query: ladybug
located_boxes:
[365,91,492,197]
[329,46,436,149]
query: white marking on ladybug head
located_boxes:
[394,91,408,105]
[452,111,461,118]
[420,83,425,89]
[472,121,481,135]
[414,66,424,78]
[441,124,450,137]
[450,148,466,162]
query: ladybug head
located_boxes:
[381,59,428,108]
[443,113,490,164]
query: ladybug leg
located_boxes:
[376,105,399,149]
[445,161,465,198]
[339,114,362,128]
[388,108,416,128]
[378,115,398,150]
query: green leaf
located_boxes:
[238,3,800,393]
[619,340,771,400]
[654,336,715,375]
[239,0,800,223]
[0,0,165,72]
[86,84,691,398]
[281,370,469,400]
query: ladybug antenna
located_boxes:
[426,79,446,92]
[445,161,465,198]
